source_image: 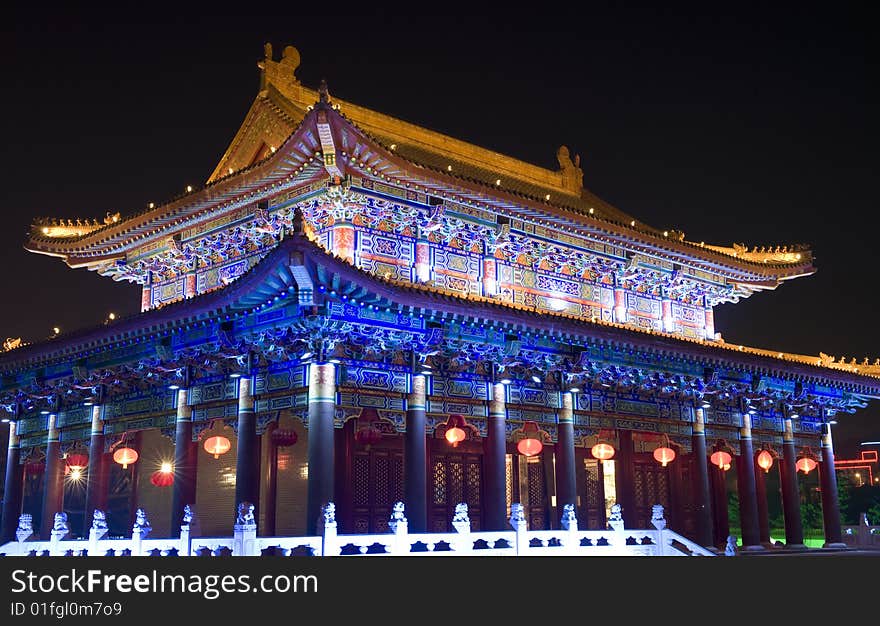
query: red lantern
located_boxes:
[711,450,732,471]
[65,452,89,470]
[24,459,45,475]
[271,428,298,447]
[757,450,774,473]
[203,435,231,459]
[516,421,543,457]
[591,442,615,462]
[150,470,174,487]
[355,425,382,447]
[796,456,818,474]
[653,434,676,467]
[113,447,138,469]
[444,414,468,447]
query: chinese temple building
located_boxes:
[2,44,879,552]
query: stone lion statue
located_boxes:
[236,502,255,525]
[53,512,69,532]
[182,504,194,526]
[561,504,576,523]
[17,514,33,535]
[133,508,152,537]
[608,503,623,523]
[92,509,108,530]
[322,502,336,525]
[651,504,665,522]
[390,501,406,522]
[453,503,469,524]
[510,503,525,524]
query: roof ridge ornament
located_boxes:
[556,145,583,194]
[318,79,330,105]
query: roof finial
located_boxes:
[318,79,330,104]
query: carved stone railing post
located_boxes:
[650,504,668,556]
[509,503,528,555]
[451,503,471,553]
[233,502,257,556]
[49,512,69,556]
[725,535,738,556]
[387,502,408,555]
[14,514,34,556]
[131,527,143,557]
[559,504,578,552]
[131,508,151,557]
[607,503,626,553]
[319,502,337,557]
[88,509,108,556]
[179,505,194,557]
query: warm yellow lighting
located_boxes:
[112,215,119,222]
[270,146,276,153]
[390,144,397,150]
[663,231,669,237]
[447,165,453,171]
[495,179,501,186]
[108,312,116,320]
[545,194,551,201]
[186,185,193,192]
[52,327,60,335]
[796,253,802,260]
[160,461,173,474]
[630,220,636,227]
[148,203,155,209]
[42,227,49,234]
[69,468,82,481]
[228,167,234,174]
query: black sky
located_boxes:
[3,6,877,455]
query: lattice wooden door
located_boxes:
[429,450,483,532]
[350,448,404,534]
[632,453,672,528]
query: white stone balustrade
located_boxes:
[0,502,715,557]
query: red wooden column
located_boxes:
[405,372,428,532]
[819,422,846,548]
[615,430,636,528]
[779,417,806,549]
[306,362,336,535]
[555,390,577,517]
[234,374,260,514]
[1,421,23,543]
[85,404,108,518]
[691,407,714,547]
[710,459,729,548]
[40,412,64,538]
[736,414,763,550]
[171,387,197,531]
[754,450,772,546]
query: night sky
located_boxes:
[3,7,877,455]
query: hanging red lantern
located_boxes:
[591,442,615,462]
[653,434,676,467]
[113,447,138,469]
[796,455,818,474]
[150,469,174,487]
[757,450,774,473]
[516,421,543,457]
[354,424,382,447]
[711,450,733,471]
[24,459,45,475]
[444,414,468,447]
[203,435,231,459]
[65,452,89,470]
[271,428,298,447]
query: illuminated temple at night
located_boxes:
[1,44,879,556]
